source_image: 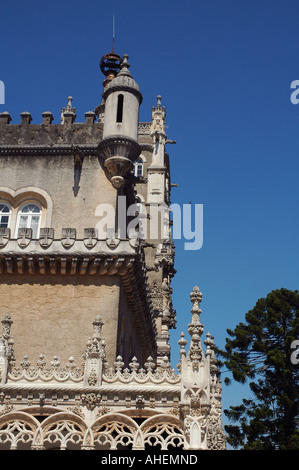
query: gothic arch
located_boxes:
[92,412,139,450]
[0,411,40,450]
[41,411,87,450]
[140,413,184,450]
[182,387,209,406]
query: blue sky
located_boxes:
[1,0,299,430]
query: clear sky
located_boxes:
[1,0,298,431]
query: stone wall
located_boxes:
[0,152,116,238]
[0,274,121,366]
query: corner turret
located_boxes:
[98,53,142,188]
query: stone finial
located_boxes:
[144,356,155,373]
[118,54,132,77]
[204,331,213,356]
[190,285,202,317]
[114,355,125,372]
[61,96,76,124]
[204,333,219,372]
[178,332,187,357]
[129,356,139,372]
[92,315,104,340]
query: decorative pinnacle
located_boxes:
[60,96,76,123]
[190,285,202,317]
[178,332,187,357]
[187,286,204,368]
[92,315,104,340]
[156,95,162,110]
[118,54,132,77]
[66,96,73,110]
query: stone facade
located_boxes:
[0,50,225,450]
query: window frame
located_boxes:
[134,159,143,178]
[15,202,43,239]
[116,93,124,123]
[0,202,12,229]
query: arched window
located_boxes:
[0,203,11,228]
[16,203,42,238]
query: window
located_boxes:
[134,159,143,178]
[0,203,11,228]
[16,203,42,238]
[116,94,124,123]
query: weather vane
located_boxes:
[99,14,122,77]
[112,14,115,52]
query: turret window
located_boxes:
[0,203,11,228]
[16,203,42,238]
[116,94,124,123]
[134,159,143,177]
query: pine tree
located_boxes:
[219,288,299,449]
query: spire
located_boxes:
[151,95,166,136]
[187,286,204,368]
[112,14,115,53]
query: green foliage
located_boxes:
[219,288,299,450]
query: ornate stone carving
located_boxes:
[187,286,204,368]
[17,228,32,248]
[83,228,97,248]
[83,315,107,387]
[39,228,54,248]
[81,393,101,411]
[0,290,225,450]
[150,95,166,137]
[0,228,10,248]
[61,228,76,248]
[149,282,163,314]
[1,313,13,341]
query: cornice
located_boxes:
[0,233,157,358]
[0,144,99,157]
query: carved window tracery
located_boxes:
[42,418,85,450]
[141,415,184,450]
[0,416,37,450]
[93,415,138,450]
[143,422,184,450]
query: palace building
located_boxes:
[0,49,226,450]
